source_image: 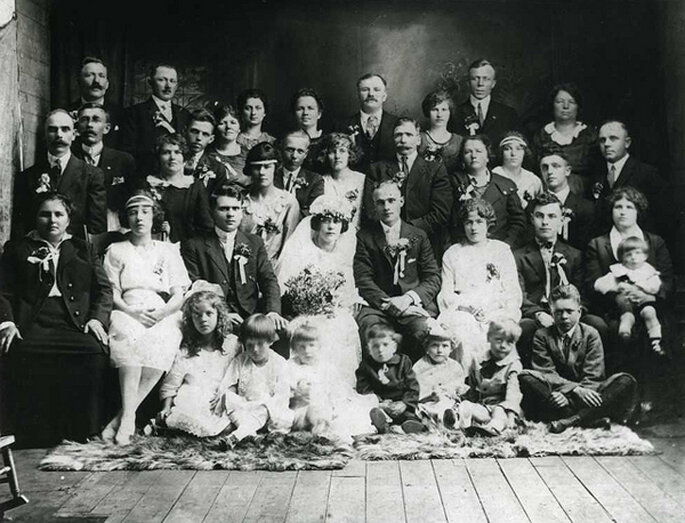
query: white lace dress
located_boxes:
[321,170,366,229]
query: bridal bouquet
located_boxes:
[282,265,346,317]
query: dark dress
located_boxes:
[0,235,113,447]
[206,146,251,188]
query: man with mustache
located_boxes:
[68,57,125,149]
[12,109,107,238]
[72,103,137,231]
[337,73,398,173]
[121,63,191,177]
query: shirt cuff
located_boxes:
[406,290,421,306]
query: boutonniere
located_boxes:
[255,217,280,241]
[522,190,533,203]
[591,182,604,201]
[233,243,252,284]
[457,181,476,202]
[385,236,416,284]
[347,124,362,138]
[560,208,574,240]
[550,252,569,286]
[291,176,309,191]
[111,176,125,186]
[27,246,56,281]
[36,173,52,193]
[377,363,390,385]
[197,163,216,186]
[152,256,166,282]
[464,114,481,136]
[486,262,500,282]
[391,170,407,189]
[345,188,359,203]
[422,146,441,162]
[152,109,167,125]
[69,110,79,123]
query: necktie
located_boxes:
[366,115,379,140]
[400,155,409,175]
[84,153,96,166]
[160,103,172,122]
[49,160,61,189]
[538,240,554,250]
[477,102,485,126]
[562,335,572,360]
[608,164,617,188]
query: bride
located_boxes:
[275,195,363,386]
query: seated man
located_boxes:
[184,109,229,195]
[275,130,324,217]
[362,117,452,257]
[515,192,607,366]
[519,284,637,433]
[354,181,441,361]
[181,184,288,334]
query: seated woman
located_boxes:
[438,198,522,370]
[146,133,213,243]
[236,89,276,151]
[207,103,251,188]
[532,83,600,196]
[492,132,543,205]
[0,192,112,447]
[419,89,463,174]
[319,133,365,230]
[450,134,526,249]
[102,191,191,445]
[275,195,362,385]
[239,142,300,263]
[585,186,674,379]
[292,88,327,173]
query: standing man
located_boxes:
[338,73,398,173]
[184,109,229,196]
[68,57,125,149]
[12,109,106,238]
[275,130,324,217]
[121,63,191,177]
[450,59,519,146]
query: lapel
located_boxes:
[56,239,77,285]
[204,233,230,282]
[371,222,394,268]
[274,167,285,190]
[549,328,567,367]
[614,156,635,188]
[564,190,579,211]
[598,234,616,264]
[523,243,545,281]
[481,175,503,204]
[57,155,81,193]
[566,324,585,370]
[405,155,424,202]
[98,147,116,184]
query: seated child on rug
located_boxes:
[412,319,468,428]
[355,324,425,434]
[459,317,523,436]
[211,314,294,447]
[594,236,664,354]
[158,290,240,437]
[288,320,377,441]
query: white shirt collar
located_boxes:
[82,141,104,159]
[558,323,578,341]
[551,185,571,205]
[609,225,644,259]
[607,153,630,177]
[81,96,104,106]
[47,150,71,173]
[396,150,418,172]
[215,226,237,244]
[468,169,491,187]
[152,94,172,110]
[470,94,491,116]
[360,110,382,132]
[283,166,301,179]
[381,219,401,238]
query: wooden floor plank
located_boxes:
[121,470,195,523]
[466,458,528,523]
[242,471,297,523]
[203,471,261,523]
[325,476,365,523]
[285,470,331,523]
[647,437,685,476]
[4,489,74,522]
[597,456,684,523]
[498,458,569,523]
[562,456,655,523]
[14,449,92,494]
[433,460,486,523]
[366,461,405,523]
[57,471,135,516]
[629,455,685,506]
[163,471,229,523]
[531,456,611,523]
[91,470,162,523]
[399,460,445,523]
[332,459,366,477]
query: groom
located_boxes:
[181,183,288,333]
[354,181,441,361]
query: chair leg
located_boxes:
[0,446,29,513]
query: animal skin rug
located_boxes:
[40,423,654,471]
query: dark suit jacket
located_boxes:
[181,229,281,317]
[450,172,526,248]
[0,236,112,333]
[584,231,674,314]
[364,156,452,253]
[514,240,583,319]
[450,100,519,146]
[355,353,419,409]
[188,152,229,197]
[354,220,441,314]
[12,155,107,239]
[274,167,324,217]
[530,322,605,394]
[337,111,398,173]
[68,99,126,149]
[121,98,191,176]
[72,143,138,214]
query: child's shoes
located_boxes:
[369,407,389,434]
[400,420,425,434]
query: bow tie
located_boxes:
[537,240,554,250]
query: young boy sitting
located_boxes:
[412,319,468,428]
[459,317,523,436]
[356,324,425,434]
[519,284,637,433]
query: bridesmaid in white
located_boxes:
[492,132,543,204]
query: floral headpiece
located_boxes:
[309,195,354,224]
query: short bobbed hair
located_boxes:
[290,320,321,347]
[457,198,497,238]
[487,317,522,343]
[240,313,277,344]
[318,132,362,167]
[497,131,532,164]
[124,188,165,232]
[617,236,649,262]
[607,186,649,218]
[243,142,281,175]
[366,323,402,346]
[421,89,454,118]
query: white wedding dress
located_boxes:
[275,217,363,387]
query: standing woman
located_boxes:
[0,192,112,447]
[419,89,463,174]
[292,88,326,173]
[493,131,543,205]
[319,133,365,229]
[239,142,300,263]
[532,83,599,195]
[236,89,276,151]
[102,191,191,445]
[207,104,251,188]
[146,133,213,243]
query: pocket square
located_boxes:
[407,258,416,264]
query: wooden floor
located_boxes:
[3,421,685,523]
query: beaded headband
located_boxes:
[125,194,155,209]
[499,135,528,149]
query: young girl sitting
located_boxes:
[288,320,377,441]
[459,317,523,436]
[594,236,663,354]
[412,319,469,428]
[158,290,240,437]
[211,314,293,448]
